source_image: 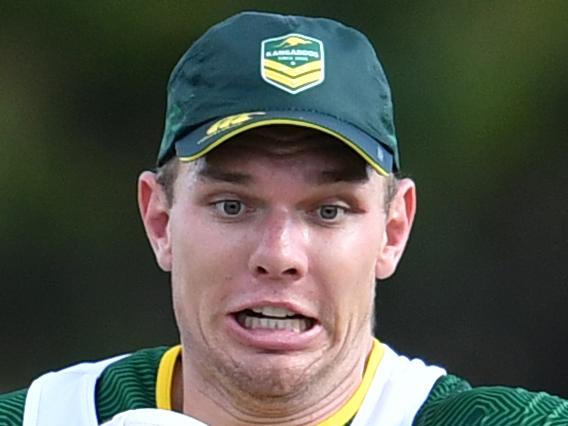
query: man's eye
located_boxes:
[214,200,245,217]
[317,205,346,221]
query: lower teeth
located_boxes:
[237,314,311,332]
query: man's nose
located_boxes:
[248,210,308,281]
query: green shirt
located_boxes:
[1,347,567,425]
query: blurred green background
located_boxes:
[1,0,567,396]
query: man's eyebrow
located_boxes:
[197,166,253,184]
[315,168,370,184]
[197,165,369,185]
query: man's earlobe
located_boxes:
[375,178,416,280]
[138,171,172,271]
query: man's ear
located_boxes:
[375,178,417,280]
[138,171,172,271]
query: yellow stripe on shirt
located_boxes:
[319,339,385,425]
[155,345,182,410]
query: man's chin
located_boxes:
[213,351,322,400]
[232,364,314,400]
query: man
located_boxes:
[1,11,567,426]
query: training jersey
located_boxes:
[1,341,567,425]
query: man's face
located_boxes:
[140,126,414,400]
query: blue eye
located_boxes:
[214,200,245,216]
[317,205,345,221]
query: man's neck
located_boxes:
[174,338,376,426]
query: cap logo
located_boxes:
[197,112,266,145]
[261,33,325,94]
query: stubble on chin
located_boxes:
[198,349,323,403]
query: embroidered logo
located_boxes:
[261,33,325,94]
[197,112,266,144]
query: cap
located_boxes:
[157,11,399,175]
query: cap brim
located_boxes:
[174,110,394,176]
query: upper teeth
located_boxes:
[252,306,297,318]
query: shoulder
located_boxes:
[414,374,568,426]
[0,389,27,426]
[96,346,169,422]
[0,346,170,426]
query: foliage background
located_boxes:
[1,1,567,396]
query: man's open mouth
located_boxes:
[235,306,316,332]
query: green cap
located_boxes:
[158,11,399,175]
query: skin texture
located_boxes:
[138,126,416,425]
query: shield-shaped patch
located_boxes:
[261,33,325,94]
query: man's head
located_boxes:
[138,11,416,417]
